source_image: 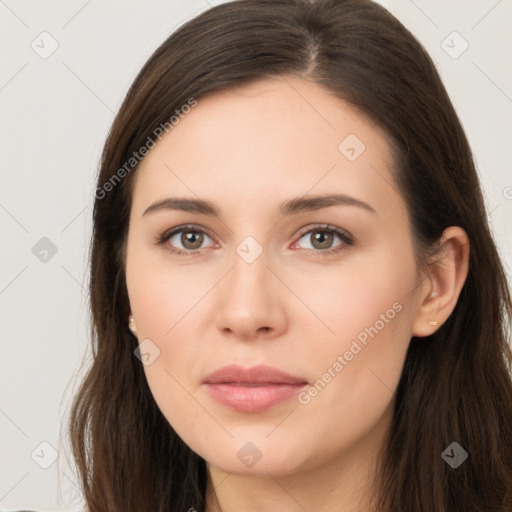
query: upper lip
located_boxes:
[202,364,308,385]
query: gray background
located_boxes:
[1,0,511,510]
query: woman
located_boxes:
[69,0,512,510]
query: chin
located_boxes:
[191,435,317,477]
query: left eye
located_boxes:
[293,227,351,252]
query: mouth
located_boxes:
[202,364,309,413]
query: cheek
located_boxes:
[125,258,216,414]
[127,270,207,382]
[129,269,212,446]
[289,248,416,414]
[126,243,213,340]
[288,245,417,349]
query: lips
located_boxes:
[202,364,308,385]
[202,364,308,413]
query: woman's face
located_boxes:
[125,76,425,477]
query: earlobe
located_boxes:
[128,314,138,337]
[412,226,470,337]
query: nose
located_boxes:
[214,246,287,341]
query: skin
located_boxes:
[125,76,469,512]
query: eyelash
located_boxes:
[154,223,354,257]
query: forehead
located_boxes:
[130,76,400,218]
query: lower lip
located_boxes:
[203,383,308,413]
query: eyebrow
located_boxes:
[142,193,377,218]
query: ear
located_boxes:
[412,226,470,337]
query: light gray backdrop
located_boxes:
[1,0,511,510]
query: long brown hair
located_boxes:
[68,0,512,510]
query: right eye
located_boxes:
[156,224,216,256]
